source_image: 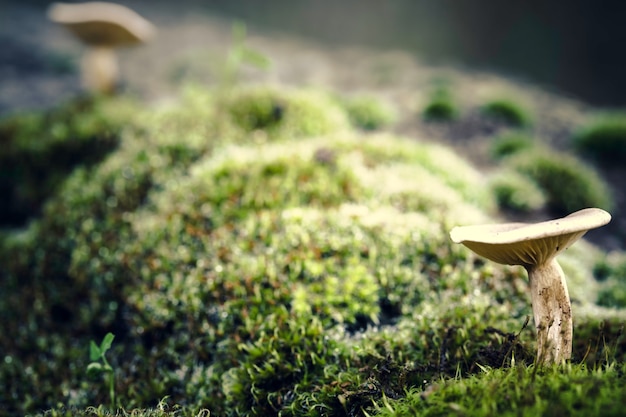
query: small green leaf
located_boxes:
[100,332,115,353]
[232,21,247,43]
[90,340,101,361]
[87,362,103,377]
[240,47,271,70]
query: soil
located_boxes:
[1,1,624,251]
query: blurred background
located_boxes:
[1,0,626,114]
[205,0,626,105]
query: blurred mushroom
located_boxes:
[48,1,155,94]
[450,208,611,364]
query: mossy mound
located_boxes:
[594,253,626,308]
[572,112,626,164]
[488,169,547,213]
[422,97,459,122]
[489,132,535,161]
[481,98,532,128]
[0,83,623,417]
[0,96,136,226]
[374,363,626,417]
[223,86,351,138]
[509,149,614,216]
[340,95,397,131]
[421,82,459,122]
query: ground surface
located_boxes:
[3,5,626,416]
[1,0,624,250]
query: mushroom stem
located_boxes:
[526,259,572,364]
[81,46,119,94]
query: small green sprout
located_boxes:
[221,21,271,88]
[87,332,116,410]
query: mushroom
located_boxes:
[47,1,155,94]
[449,208,611,364]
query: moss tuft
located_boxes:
[224,86,350,138]
[341,94,397,130]
[0,96,137,226]
[488,169,546,213]
[490,131,535,161]
[595,254,626,308]
[374,363,626,417]
[422,81,459,122]
[481,98,532,128]
[509,149,613,215]
[422,97,459,122]
[573,112,626,164]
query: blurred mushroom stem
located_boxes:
[81,46,118,94]
[527,259,572,364]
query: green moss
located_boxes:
[573,112,626,164]
[594,254,626,308]
[422,98,458,122]
[490,132,535,160]
[0,88,224,414]
[374,363,626,417]
[0,83,623,416]
[0,96,137,226]
[481,98,532,128]
[342,134,496,216]
[422,81,459,122]
[597,286,626,309]
[221,314,349,416]
[29,402,211,417]
[488,169,546,212]
[142,140,364,228]
[509,149,613,215]
[224,86,350,138]
[341,95,396,130]
[572,318,626,366]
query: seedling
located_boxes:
[221,21,271,88]
[87,332,116,410]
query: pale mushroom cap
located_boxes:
[48,2,155,46]
[450,208,611,267]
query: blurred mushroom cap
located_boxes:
[450,208,611,267]
[48,1,155,46]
